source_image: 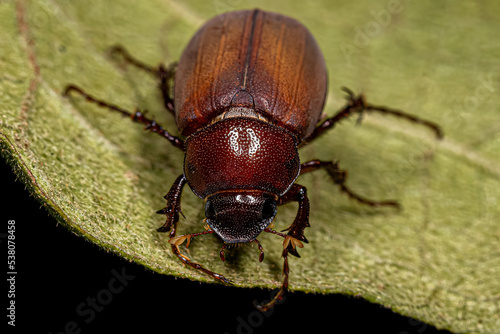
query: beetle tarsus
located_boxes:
[62,84,185,150]
[109,45,157,74]
[108,45,177,115]
[167,229,234,284]
[170,242,231,285]
[342,87,444,139]
[302,88,444,146]
[254,251,289,312]
[299,160,401,208]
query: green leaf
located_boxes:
[1,1,499,332]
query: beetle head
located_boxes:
[204,191,277,243]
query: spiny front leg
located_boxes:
[256,184,310,311]
[157,175,231,284]
[156,175,187,234]
[278,184,310,256]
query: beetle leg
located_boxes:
[156,63,177,115]
[278,184,310,255]
[156,174,187,233]
[109,45,157,74]
[302,87,443,146]
[63,85,184,150]
[109,45,177,115]
[255,250,289,312]
[168,230,231,284]
[300,160,400,208]
[256,184,310,311]
[170,244,232,284]
[157,175,231,284]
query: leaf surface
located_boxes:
[1,1,499,332]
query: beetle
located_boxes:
[63,9,443,310]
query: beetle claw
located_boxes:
[213,273,233,285]
[341,86,355,99]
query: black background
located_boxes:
[1,157,451,334]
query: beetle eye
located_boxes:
[262,198,277,221]
[205,200,216,220]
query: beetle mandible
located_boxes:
[64,9,443,310]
